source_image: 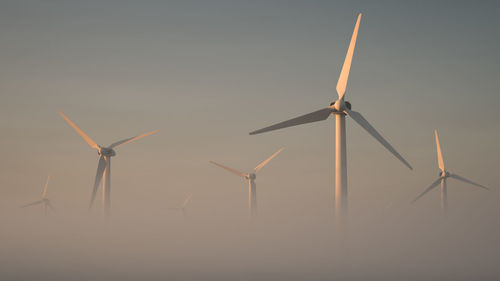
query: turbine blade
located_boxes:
[449,173,489,190]
[42,175,50,198]
[336,13,362,100]
[209,161,247,178]
[249,108,332,135]
[21,200,44,208]
[46,200,56,212]
[411,178,442,203]
[435,130,445,172]
[59,111,99,150]
[109,130,159,148]
[182,193,193,207]
[346,109,413,170]
[254,147,284,172]
[89,156,106,209]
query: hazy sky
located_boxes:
[0,1,499,280]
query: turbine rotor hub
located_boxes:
[440,171,450,178]
[98,147,116,157]
[248,173,256,180]
[329,99,351,113]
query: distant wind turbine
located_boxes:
[412,130,488,213]
[210,147,284,217]
[21,175,55,215]
[249,13,412,222]
[59,111,158,215]
[169,193,193,217]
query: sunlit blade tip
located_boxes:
[59,111,99,150]
[109,129,159,148]
[209,161,248,178]
[434,130,445,172]
[182,193,193,207]
[336,13,362,100]
[42,175,50,198]
[254,147,285,172]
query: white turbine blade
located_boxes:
[411,178,442,203]
[209,161,247,178]
[21,200,44,208]
[89,156,106,209]
[336,13,362,100]
[109,130,160,148]
[346,109,413,170]
[182,193,193,207]
[254,147,284,172]
[42,175,50,198]
[449,174,489,190]
[249,108,332,135]
[434,130,445,172]
[59,111,99,150]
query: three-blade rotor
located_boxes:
[21,176,55,213]
[248,13,411,171]
[59,111,158,209]
[412,130,488,204]
[210,148,284,179]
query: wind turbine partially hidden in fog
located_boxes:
[59,111,158,215]
[169,193,193,217]
[412,130,488,214]
[21,175,55,215]
[249,13,412,223]
[210,147,284,217]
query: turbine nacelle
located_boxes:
[98,146,116,157]
[329,99,351,112]
[440,170,450,178]
[246,173,256,180]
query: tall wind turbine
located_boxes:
[169,193,193,217]
[59,111,158,215]
[412,130,488,214]
[249,14,412,222]
[21,175,55,215]
[210,147,284,217]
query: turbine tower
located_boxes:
[412,130,488,214]
[21,175,55,215]
[210,147,284,217]
[249,14,412,223]
[59,111,158,215]
[169,193,193,217]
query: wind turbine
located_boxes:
[169,193,193,217]
[249,13,412,222]
[21,175,55,215]
[412,130,488,213]
[59,111,158,215]
[210,147,284,217]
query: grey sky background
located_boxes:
[0,1,499,280]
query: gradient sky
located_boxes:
[1,1,499,280]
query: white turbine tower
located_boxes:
[169,193,193,217]
[210,147,284,217]
[249,14,412,222]
[21,175,55,215]
[59,111,158,215]
[412,130,488,214]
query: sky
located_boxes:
[0,1,499,280]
